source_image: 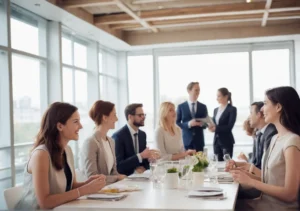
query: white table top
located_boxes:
[55,179,239,211]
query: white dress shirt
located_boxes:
[188,100,197,114]
[215,105,227,125]
[101,138,114,173]
[127,123,143,163]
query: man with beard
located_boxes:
[113,103,152,176]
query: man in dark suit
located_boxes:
[176,82,208,152]
[112,103,151,176]
[232,101,277,199]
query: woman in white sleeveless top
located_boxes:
[228,87,300,210]
[80,100,126,184]
[16,102,106,210]
[155,102,195,161]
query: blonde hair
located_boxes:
[159,102,177,134]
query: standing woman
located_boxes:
[154,102,195,161]
[16,102,106,210]
[209,88,237,161]
[80,100,126,184]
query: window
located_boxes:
[62,37,72,65]
[99,75,118,104]
[158,52,251,147]
[74,42,87,69]
[0,0,7,46]
[127,55,154,143]
[10,4,46,56]
[252,49,290,101]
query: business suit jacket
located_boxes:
[112,125,149,176]
[79,131,119,184]
[176,101,208,148]
[212,104,237,147]
[252,123,277,169]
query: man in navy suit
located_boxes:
[176,82,208,152]
[112,103,152,176]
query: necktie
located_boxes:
[255,132,263,163]
[133,133,138,154]
[191,102,196,118]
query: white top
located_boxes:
[102,138,114,173]
[215,105,227,125]
[154,126,185,160]
[188,100,197,114]
[126,123,142,163]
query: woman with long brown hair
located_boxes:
[16,102,106,209]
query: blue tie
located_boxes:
[191,103,196,118]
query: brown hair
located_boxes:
[187,82,199,91]
[125,103,143,121]
[218,87,232,105]
[243,119,255,137]
[33,102,78,170]
[89,100,115,126]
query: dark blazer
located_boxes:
[176,101,208,148]
[112,125,149,176]
[212,104,237,147]
[252,124,277,169]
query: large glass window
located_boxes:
[158,52,251,147]
[0,0,7,46]
[252,49,290,101]
[10,4,46,56]
[127,55,154,143]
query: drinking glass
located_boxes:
[208,154,218,184]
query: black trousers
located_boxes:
[213,138,233,161]
[185,140,204,152]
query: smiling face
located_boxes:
[166,104,176,123]
[216,91,228,105]
[103,106,118,129]
[57,110,83,141]
[263,95,281,124]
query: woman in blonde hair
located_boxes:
[154,102,195,161]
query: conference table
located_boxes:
[55,163,239,211]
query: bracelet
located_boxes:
[77,188,81,198]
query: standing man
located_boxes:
[112,103,152,176]
[176,82,208,152]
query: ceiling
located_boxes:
[50,0,300,46]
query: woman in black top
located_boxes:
[209,88,237,161]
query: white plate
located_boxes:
[193,186,223,192]
[127,174,150,180]
[87,193,126,199]
[188,190,223,197]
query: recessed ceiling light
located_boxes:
[158,5,163,9]
[246,0,251,3]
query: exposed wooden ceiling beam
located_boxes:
[114,14,300,31]
[94,0,300,25]
[113,0,158,32]
[60,0,115,8]
[131,0,178,4]
[261,0,272,27]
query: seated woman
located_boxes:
[16,102,106,210]
[155,102,195,161]
[80,100,126,184]
[228,86,300,210]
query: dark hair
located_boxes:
[187,82,199,91]
[266,86,300,136]
[251,101,264,116]
[125,103,143,121]
[33,102,78,170]
[218,87,232,105]
[89,100,115,126]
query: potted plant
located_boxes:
[165,167,179,189]
[190,152,209,185]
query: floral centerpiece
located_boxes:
[191,151,209,172]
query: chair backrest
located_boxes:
[4,185,23,210]
[75,168,85,182]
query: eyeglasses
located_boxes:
[134,113,146,118]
